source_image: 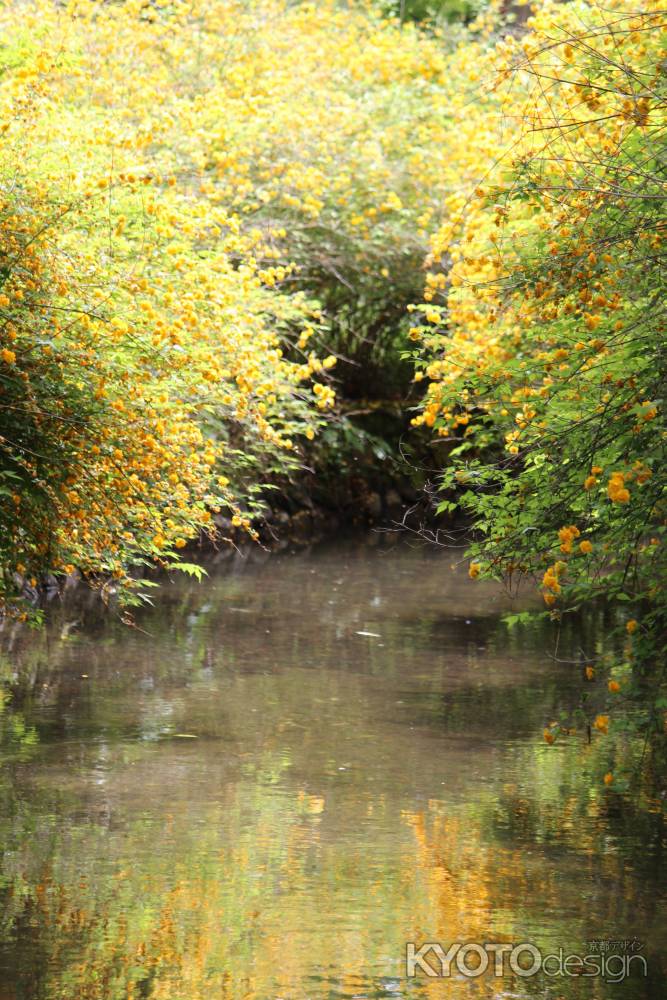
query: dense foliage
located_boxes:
[410,0,666,766]
[0,0,479,613]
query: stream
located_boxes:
[0,538,664,998]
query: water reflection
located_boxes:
[0,538,664,999]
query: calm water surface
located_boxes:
[0,539,664,999]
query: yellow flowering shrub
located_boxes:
[410,0,666,767]
[0,0,347,610]
[0,0,499,611]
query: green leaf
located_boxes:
[165,562,208,582]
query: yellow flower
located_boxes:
[1,348,16,364]
[468,562,480,579]
[603,772,614,786]
[558,525,580,553]
[626,619,638,634]
[579,540,593,554]
[608,680,620,693]
[607,472,630,503]
[593,714,609,734]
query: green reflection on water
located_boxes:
[0,539,664,999]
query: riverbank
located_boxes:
[7,465,450,619]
